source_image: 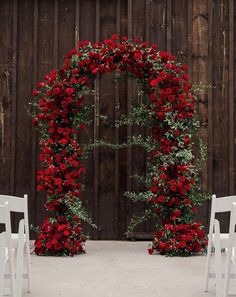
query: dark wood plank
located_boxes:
[150,0,167,51]
[171,0,188,64]
[0,0,14,196]
[118,0,128,239]
[15,0,34,231]
[207,0,213,194]
[234,0,236,195]
[212,0,229,232]
[187,0,193,78]
[129,0,147,235]
[31,0,38,232]
[166,0,172,53]
[114,0,121,239]
[58,0,75,66]
[192,0,209,230]
[98,0,116,239]
[53,0,59,68]
[11,0,17,196]
[93,0,100,239]
[35,0,55,228]
[228,0,234,194]
[78,0,96,237]
[75,0,80,48]
[126,0,133,234]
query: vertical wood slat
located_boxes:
[114,0,121,239]
[166,0,172,53]
[53,0,58,68]
[75,0,80,49]
[127,0,132,191]
[10,0,17,195]
[229,0,234,194]
[93,0,100,239]
[207,0,213,193]
[126,0,132,230]
[187,0,193,78]
[32,0,38,227]
[145,0,151,44]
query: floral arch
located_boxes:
[32,35,207,257]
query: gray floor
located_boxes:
[27,241,216,297]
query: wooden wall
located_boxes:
[0,0,234,238]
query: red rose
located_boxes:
[160,173,167,180]
[61,138,68,145]
[159,241,166,250]
[112,34,119,40]
[54,178,62,185]
[65,88,74,96]
[150,79,158,87]
[63,230,70,237]
[58,225,66,232]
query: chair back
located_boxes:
[0,195,27,213]
[212,195,236,213]
[209,195,236,233]
[0,203,16,297]
[0,194,29,241]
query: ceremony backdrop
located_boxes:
[0,0,234,239]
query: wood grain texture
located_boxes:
[0,0,14,195]
[0,0,234,238]
[192,0,209,229]
[98,0,117,239]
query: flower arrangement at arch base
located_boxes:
[31,34,208,257]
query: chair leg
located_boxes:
[214,220,223,297]
[205,236,213,291]
[0,234,5,297]
[223,240,233,297]
[16,220,25,297]
[25,244,31,293]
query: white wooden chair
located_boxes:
[0,202,16,297]
[223,202,236,297]
[0,194,31,293]
[205,194,236,296]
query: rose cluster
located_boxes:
[32,34,207,256]
[35,215,84,256]
[148,222,207,256]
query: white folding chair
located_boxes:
[0,202,16,297]
[0,195,31,293]
[205,194,236,296]
[223,202,236,297]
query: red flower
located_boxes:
[66,88,74,96]
[112,34,119,40]
[63,230,70,237]
[148,248,154,255]
[54,178,62,185]
[61,138,68,145]
[150,79,158,87]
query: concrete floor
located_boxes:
[26,241,217,297]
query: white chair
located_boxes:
[223,202,236,297]
[0,202,16,297]
[205,194,236,296]
[0,194,31,293]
